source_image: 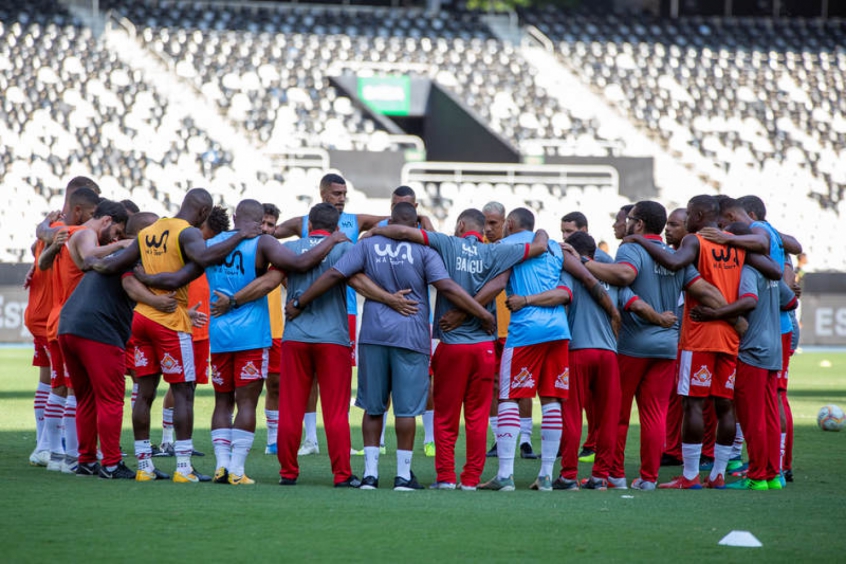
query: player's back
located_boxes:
[737,266,796,371]
[46,225,89,341]
[562,272,633,352]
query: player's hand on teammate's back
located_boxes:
[438,308,467,332]
[210,290,231,317]
[505,294,527,312]
[151,291,177,313]
[699,227,729,245]
[132,263,154,285]
[284,298,302,321]
[559,242,580,260]
[52,228,69,246]
[239,220,262,239]
[658,310,679,328]
[386,288,419,316]
[188,302,207,327]
[733,316,749,337]
[621,234,645,245]
[791,281,802,299]
[690,305,716,321]
[480,311,496,334]
[330,230,351,244]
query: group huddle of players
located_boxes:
[23,173,800,491]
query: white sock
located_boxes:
[229,429,254,477]
[711,444,733,481]
[161,407,174,445]
[174,439,193,475]
[130,383,138,411]
[540,403,562,478]
[304,412,318,444]
[34,382,51,446]
[682,443,702,480]
[489,416,498,438]
[265,409,279,446]
[211,428,232,471]
[63,395,78,458]
[45,393,66,455]
[731,423,744,459]
[380,413,387,446]
[135,439,154,472]
[422,410,434,444]
[496,402,520,479]
[396,449,413,481]
[364,446,380,478]
[780,432,786,471]
[520,416,533,446]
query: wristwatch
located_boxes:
[230,296,239,309]
[292,298,302,309]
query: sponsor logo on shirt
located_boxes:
[512,367,536,389]
[222,250,245,275]
[461,243,479,256]
[691,365,712,387]
[134,348,148,368]
[144,230,170,255]
[554,367,570,390]
[374,242,414,265]
[160,352,182,375]
[240,361,262,381]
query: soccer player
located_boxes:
[582,200,725,489]
[612,204,634,241]
[366,208,551,489]
[689,222,798,490]
[482,201,538,460]
[556,231,676,490]
[260,203,283,455]
[41,195,129,473]
[480,208,573,492]
[86,189,260,483]
[58,211,160,479]
[289,202,495,491]
[625,195,780,489]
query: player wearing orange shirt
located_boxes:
[260,203,284,455]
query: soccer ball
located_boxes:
[817,405,846,432]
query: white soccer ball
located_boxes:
[817,404,846,432]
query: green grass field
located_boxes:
[1,347,845,562]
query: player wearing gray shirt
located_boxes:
[290,203,495,491]
[366,209,549,489]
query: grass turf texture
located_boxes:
[1,348,845,562]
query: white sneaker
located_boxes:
[459,483,478,491]
[46,453,64,472]
[297,440,319,456]
[631,478,656,491]
[429,481,456,490]
[29,449,50,467]
[61,456,79,474]
[607,476,628,489]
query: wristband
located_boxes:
[580,255,592,264]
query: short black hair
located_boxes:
[69,187,100,209]
[262,203,280,220]
[737,195,767,221]
[206,206,231,235]
[126,212,158,237]
[67,176,100,195]
[561,211,588,229]
[633,200,667,235]
[93,199,128,226]
[688,194,719,221]
[120,199,140,214]
[457,208,485,232]
[319,173,346,192]
[566,231,596,259]
[620,204,634,214]
[715,195,743,215]
[393,185,416,199]
[391,202,418,227]
[309,202,340,232]
[508,207,535,231]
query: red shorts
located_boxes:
[777,332,792,391]
[124,335,137,374]
[194,338,210,384]
[268,338,282,375]
[499,339,570,400]
[210,348,269,393]
[677,350,737,399]
[131,314,195,384]
[32,335,50,368]
[48,339,69,388]
[349,314,357,366]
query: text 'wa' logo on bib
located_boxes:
[374,242,414,264]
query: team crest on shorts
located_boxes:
[726,370,736,390]
[134,348,148,368]
[554,368,570,390]
[513,367,536,389]
[160,353,182,375]
[240,361,261,381]
[211,365,224,386]
[692,365,712,387]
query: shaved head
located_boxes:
[126,212,159,238]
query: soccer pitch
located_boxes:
[1,347,844,562]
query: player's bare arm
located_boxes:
[526,230,550,258]
[68,229,131,270]
[699,225,770,255]
[37,228,69,271]
[212,269,285,317]
[690,296,757,323]
[744,251,783,281]
[686,278,728,309]
[438,270,510,333]
[365,224,426,244]
[356,214,389,232]
[272,216,304,239]
[84,239,140,274]
[261,231,349,273]
[348,273,419,317]
[431,278,496,334]
[121,275,177,313]
[628,298,678,328]
[780,232,802,255]
[626,232,699,271]
[132,261,205,290]
[181,223,259,268]
[563,255,620,331]
[290,267,348,311]
[506,288,571,312]
[35,210,62,244]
